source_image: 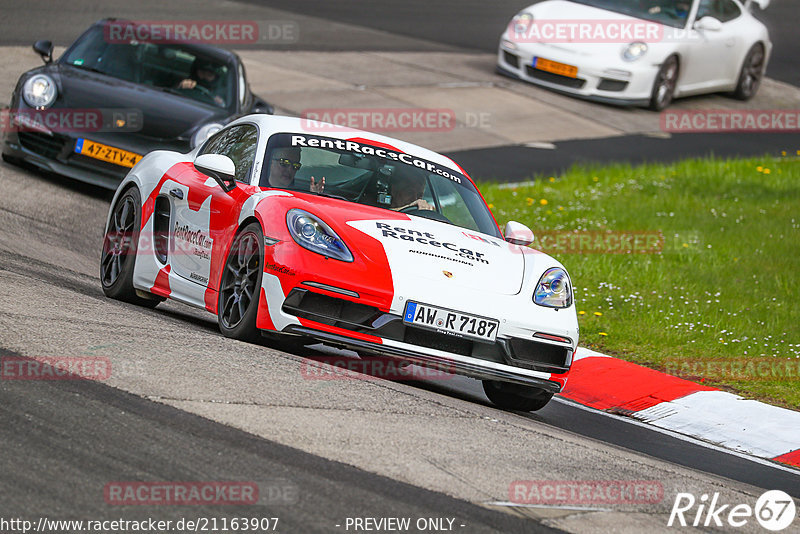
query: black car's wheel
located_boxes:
[732,43,765,101]
[648,55,679,111]
[100,187,162,307]
[483,380,554,412]
[218,222,264,342]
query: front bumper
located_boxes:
[497,41,659,107]
[2,119,189,190]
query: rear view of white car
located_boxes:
[497,0,771,110]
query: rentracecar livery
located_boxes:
[497,0,771,110]
[100,115,578,411]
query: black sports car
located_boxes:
[1,19,273,189]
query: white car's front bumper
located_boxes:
[497,40,662,106]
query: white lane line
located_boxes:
[553,396,800,476]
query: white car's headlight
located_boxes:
[191,122,223,148]
[22,74,57,109]
[622,42,648,62]
[511,11,534,36]
[534,267,573,308]
[286,209,353,262]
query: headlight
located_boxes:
[511,11,534,36]
[622,42,648,62]
[22,74,57,109]
[286,209,353,262]
[191,122,223,148]
[534,267,573,308]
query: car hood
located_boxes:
[348,216,527,296]
[53,65,228,140]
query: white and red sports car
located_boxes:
[100,115,578,411]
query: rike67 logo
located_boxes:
[668,490,796,531]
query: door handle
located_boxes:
[169,188,184,200]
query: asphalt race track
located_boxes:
[1,1,798,533]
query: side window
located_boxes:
[696,0,740,22]
[200,125,259,183]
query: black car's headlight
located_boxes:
[534,267,573,308]
[22,74,57,109]
[286,209,353,262]
[191,122,223,148]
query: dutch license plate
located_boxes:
[533,57,578,78]
[75,138,142,168]
[403,301,499,343]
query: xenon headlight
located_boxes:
[511,11,535,36]
[22,74,57,109]
[622,42,648,62]
[534,267,573,308]
[286,209,353,262]
[191,122,223,148]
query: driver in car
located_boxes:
[177,58,226,107]
[266,147,325,193]
[390,166,433,211]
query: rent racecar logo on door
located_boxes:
[668,490,796,531]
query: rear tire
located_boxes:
[732,43,765,100]
[483,380,554,412]
[648,55,679,111]
[100,187,162,308]
[217,222,264,343]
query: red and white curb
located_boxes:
[559,348,800,469]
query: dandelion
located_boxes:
[764,168,771,174]
[558,206,564,211]
[594,311,603,316]
[781,151,786,156]
[549,177,556,182]
[526,197,534,206]
[682,243,689,248]
[592,176,599,182]
[578,311,586,315]
[540,199,548,205]
[599,332,608,336]
[756,166,763,172]
[488,203,495,209]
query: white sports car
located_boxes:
[497,0,771,109]
[100,115,579,411]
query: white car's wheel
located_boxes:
[732,43,765,101]
[100,187,162,308]
[483,380,554,412]
[649,55,679,111]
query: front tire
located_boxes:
[483,380,554,412]
[648,55,679,111]
[217,222,264,343]
[732,43,765,101]
[100,187,162,307]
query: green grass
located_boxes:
[479,153,800,409]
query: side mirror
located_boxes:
[33,40,54,64]
[251,97,274,115]
[194,153,236,192]
[504,221,534,246]
[694,16,723,32]
[747,0,769,10]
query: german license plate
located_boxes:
[403,301,499,343]
[75,138,142,168]
[533,57,578,78]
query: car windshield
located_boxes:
[60,24,235,110]
[260,133,502,238]
[568,0,693,28]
